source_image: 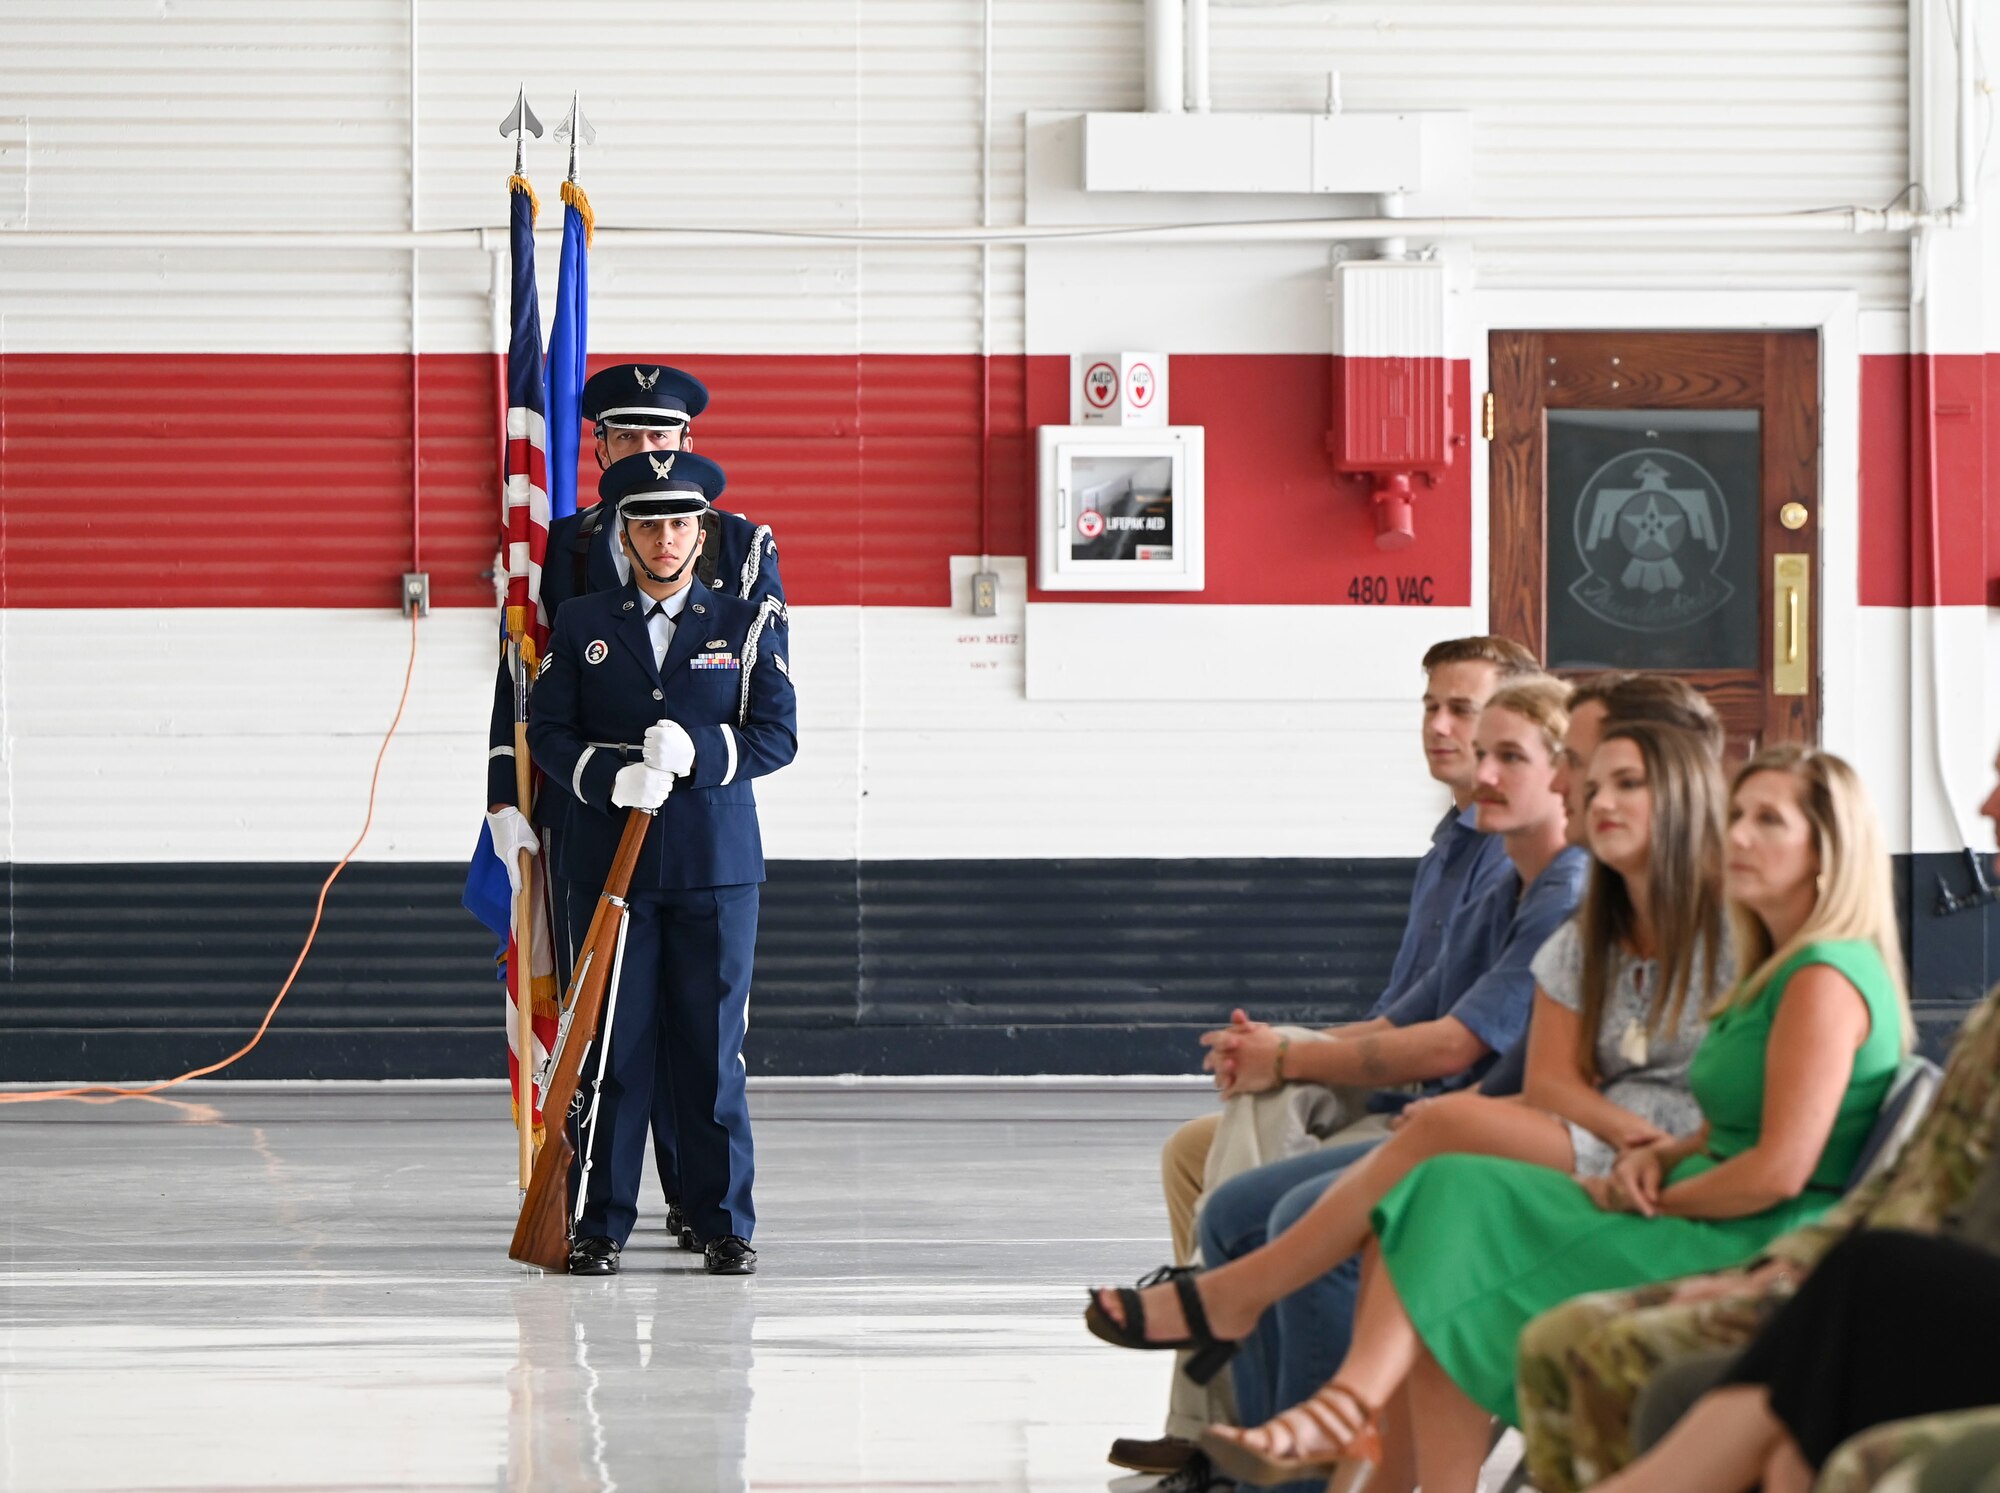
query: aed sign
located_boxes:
[1072,352,1169,427]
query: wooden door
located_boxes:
[1489,330,1820,754]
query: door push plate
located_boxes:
[1773,554,1810,697]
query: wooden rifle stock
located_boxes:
[508,806,653,1271]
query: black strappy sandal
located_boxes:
[1082,1264,1240,1385]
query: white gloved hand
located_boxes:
[643,720,697,777]
[485,806,539,895]
[611,762,676,810]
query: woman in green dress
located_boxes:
[1201,742,1910,1492]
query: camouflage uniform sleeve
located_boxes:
[1760,1175,1883,1271]
[1816,1407,2000,1493]
[1519,1282,1790,1492]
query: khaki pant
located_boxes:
[1162,1111,1221,1268]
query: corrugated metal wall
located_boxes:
[0,857,1415,1079]
[0,1,1911,355]
[7,1,1973,1079]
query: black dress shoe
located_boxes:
[665,1204,701,1253]
[703,1235,757,1275]
[1154,1451,1233,1492]
[568,1236,620,1276]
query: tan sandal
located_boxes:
[1199,1379,1381,1485]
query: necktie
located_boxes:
[646,600,675,670]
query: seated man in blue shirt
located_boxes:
[1129,637,1537,1480]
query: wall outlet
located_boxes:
[971,570,999,617]
[401,571,431,618]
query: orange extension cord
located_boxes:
[0,608,422,1106]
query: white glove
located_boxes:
[485,807,539,896]
[643,720,697,777]
[611,762,676,810]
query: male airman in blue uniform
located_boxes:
[527,448,795,1277]
[487,363,788,1251]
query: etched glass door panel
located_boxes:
[1544,409,1761,672]
[1489,330,1819,752]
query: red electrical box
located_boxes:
[1329,260,1453,550]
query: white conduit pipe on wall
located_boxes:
[1185,0,1211,113]
[0,208,1963,253]
[1145,0,1184,114]
[1957,0,1980,218]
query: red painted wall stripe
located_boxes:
[1857,352,2000,608]
[1023,354,1473,606]
[1,351,1987,610]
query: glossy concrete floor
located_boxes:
[0,1084,1227,1493]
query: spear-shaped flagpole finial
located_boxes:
[556,91,596,184]
[498,87,545,177]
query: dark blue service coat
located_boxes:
[525,578,796,892]
[487,506,785,811]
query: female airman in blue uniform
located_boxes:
[527,449,796,1276]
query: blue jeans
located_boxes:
[1198,1138,1381,1489]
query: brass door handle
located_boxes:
[1774,555,1809,695]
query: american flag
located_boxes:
[502,173,557,1138]
[504,175,551,648]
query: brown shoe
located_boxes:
[1107,1434,1197,1474]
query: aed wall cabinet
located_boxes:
[1036,424,1205,592]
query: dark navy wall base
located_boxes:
[2,855,1991,1081]
[1898,852,2000,1006]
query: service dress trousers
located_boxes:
[569,882,758,1247]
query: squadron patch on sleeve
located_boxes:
[584,639,609,665]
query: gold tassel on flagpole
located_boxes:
[508,173,540,221]
[560,179,594,247]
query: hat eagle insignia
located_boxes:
[634,367,662,391]
[648,452,677,481]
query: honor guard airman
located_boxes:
[486,361,789,1252]
[526,448,796,1277]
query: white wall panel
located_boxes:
[0,582,1453,865]
[0,608,492,864]
[1846,606,2000,859]
[0,249,415,354]
[0,3,411,231]
[776,559,1452,861]
[0,0,1910,352]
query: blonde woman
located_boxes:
[1201,744,1910,1493]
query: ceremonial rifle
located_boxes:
[509,805,652,1271]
